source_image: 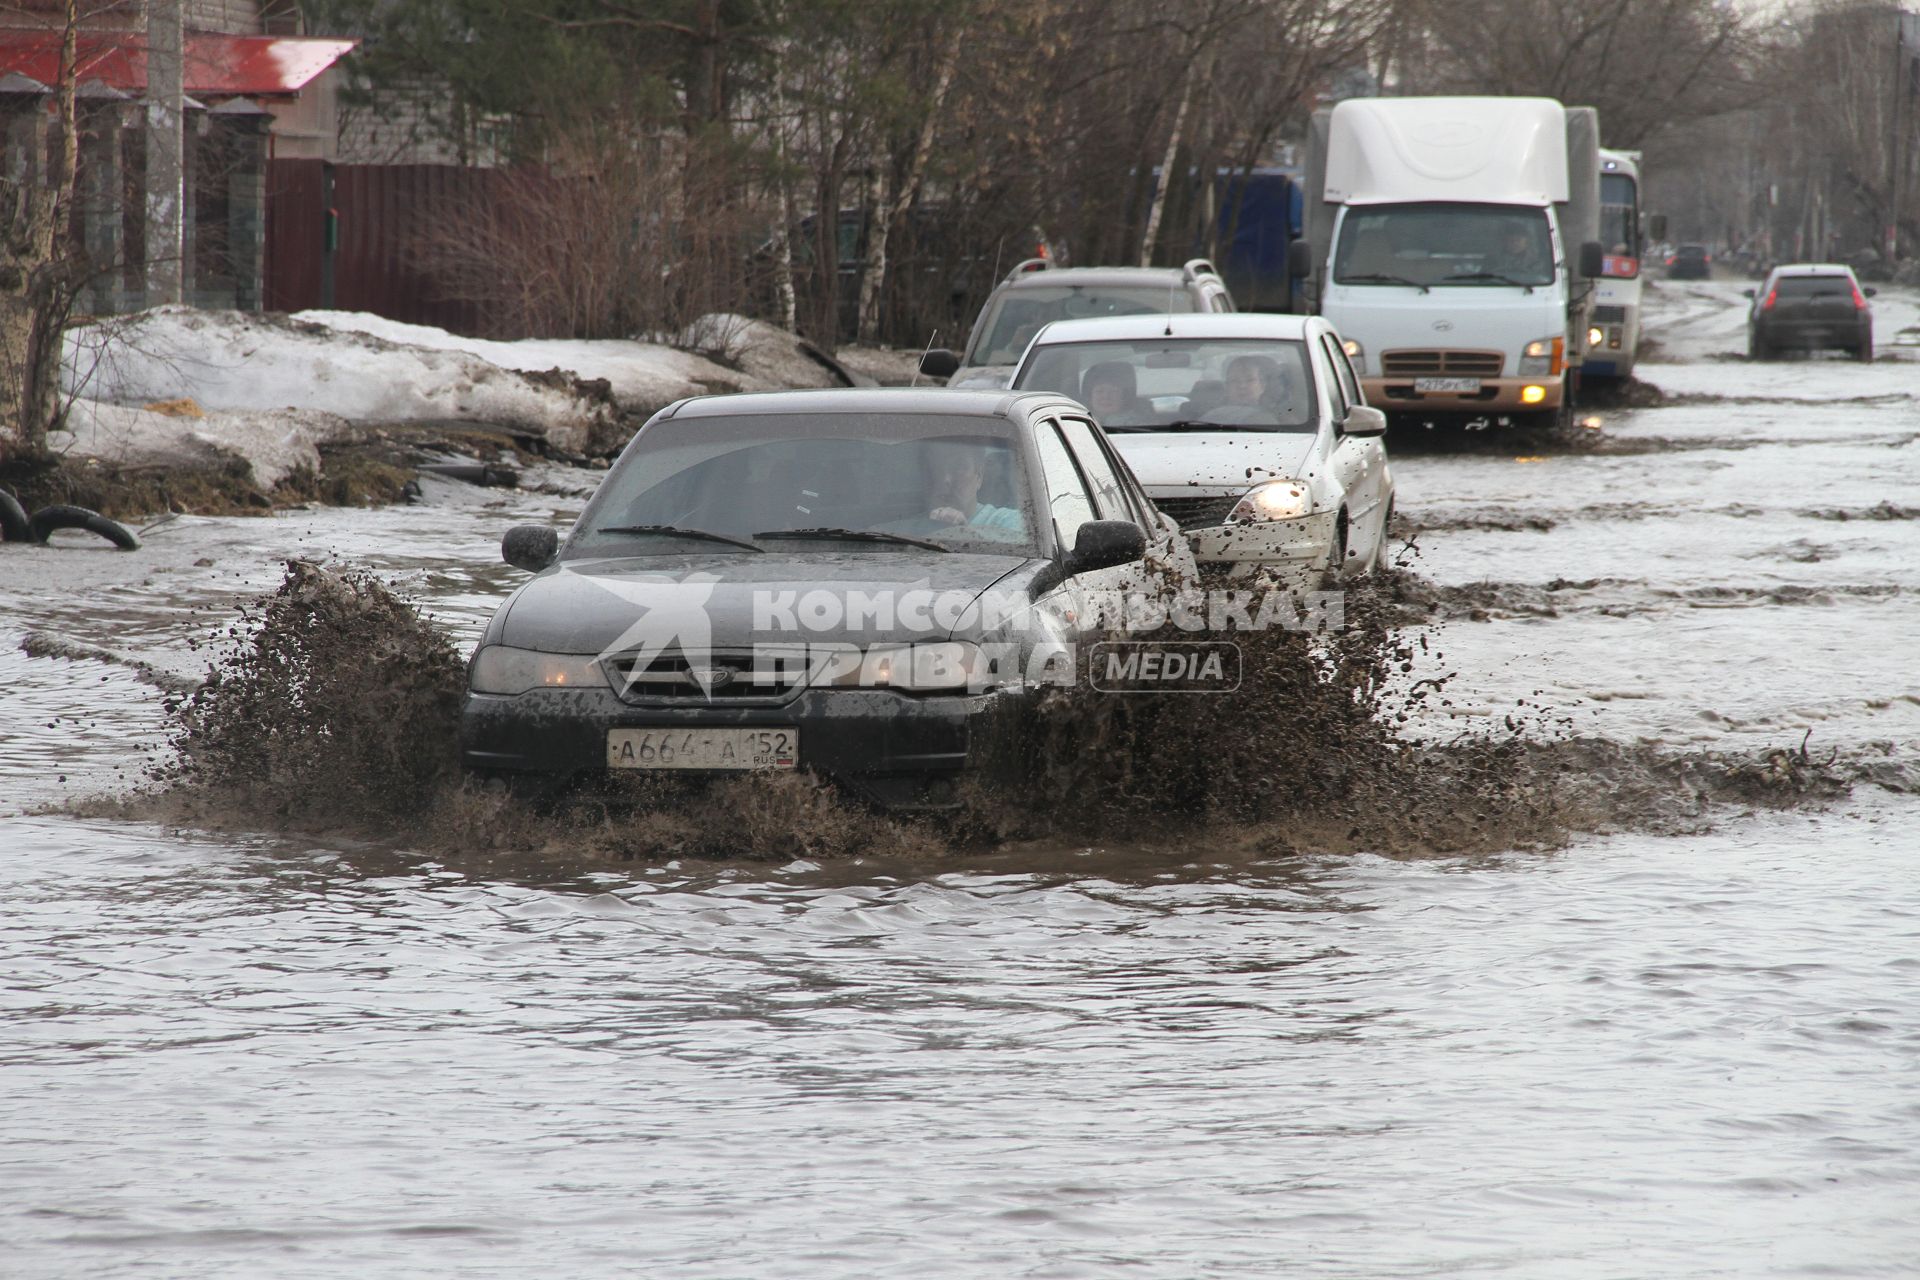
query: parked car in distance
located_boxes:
[920,258,1236,390]
[1747,264,1875,362]
[1666,243,1712,279]
[462,389,1193,810]
[1009,313,1393,585]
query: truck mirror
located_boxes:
[919,348,960,380]
[1578,241,1605,280]
[1286,239,1314,279]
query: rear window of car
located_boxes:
[1774,276,1853,298]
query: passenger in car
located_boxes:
[1081,361,1152,425]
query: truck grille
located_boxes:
[1381,350,1505,377]
[1591,306,1626,323]
[604,649,804,703]
[1153,495,1238,529]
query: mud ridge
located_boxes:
[95,563,1875,863]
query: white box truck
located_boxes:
[1290,97,1603,428]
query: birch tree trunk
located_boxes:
[856,27,963,345]
[1139,59,1198,267]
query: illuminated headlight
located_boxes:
[1518,335,1563,376]
[470,645,610,693]
[1341,337,1365,372]
[1588,326,1605,348]
[1520,384,1547,405]
[1228,479,1313,523]
[816,642,995,693]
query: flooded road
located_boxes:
[5,279,1919,1276]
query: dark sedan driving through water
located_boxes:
[461,389,1192,809]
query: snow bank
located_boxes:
[47,401,345,490]
[63,308,617,454]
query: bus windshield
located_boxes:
[1333,203,1555,288]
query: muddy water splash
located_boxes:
[121,562,1859,861]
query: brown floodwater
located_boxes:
[3,281,1919,1276]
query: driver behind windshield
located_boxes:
[913,440,1024,532]
[1191,354,1286,425]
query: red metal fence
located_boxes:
[265,160,515,334]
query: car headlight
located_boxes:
[1341,337,1365,373]
[815,642,998,693]
[1518,334,1563,376]
[1228,479,1313,523]
[470,645,610,694]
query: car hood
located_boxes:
[497,551,1038,652]
[1110,431,1323,496]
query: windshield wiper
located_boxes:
[593,524,764,552]
[753,527,951,552]
[1443,271,1536,292]
[1338,272,1430,293]
[1158,420,1273,433]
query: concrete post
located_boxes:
[144,0,184,306]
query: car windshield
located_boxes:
[1334,203,1555,288]
[972,285,1193,365]
[1014,338,1317,433]
[569,413,1039,557]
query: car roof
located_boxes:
[1004,266,1204,289]
[659,386,1078,420]
[1766,263,1857,277]
[1026,312,1315,345]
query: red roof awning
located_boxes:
[0,31,356,98]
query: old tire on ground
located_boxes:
[27,505,141,550]
[0,489,31,542]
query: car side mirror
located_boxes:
[502,524,559,572]
[919,348,960,380]
[1864,286,1878,297]
[1066,520,1147,574]
[1340,404,1387,437]
[1286,238,1314,278]
[1578,240,1605,280]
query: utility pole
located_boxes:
[145,0,184,305]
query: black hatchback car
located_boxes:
[1666,244,1712,279]
[461,389,1192,809]
[1747,264,1876,362]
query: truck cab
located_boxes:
[1301,97,1604,428]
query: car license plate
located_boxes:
[607,728,798,770]
[1414,376,1481,393]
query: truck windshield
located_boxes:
[1333,204,1555,288]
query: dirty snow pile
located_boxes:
[52,306,880,490]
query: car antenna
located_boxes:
[1165,278,1177,336]
[910,329,938,388]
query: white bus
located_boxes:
[1586,149,1643,381]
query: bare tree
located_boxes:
[0,0,82,462]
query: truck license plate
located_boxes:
[607,728,798,770]
[1414,377,1481,393]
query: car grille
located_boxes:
[604,649,804,703]
[1380,350,1505,377]
[1153,495,1238,529]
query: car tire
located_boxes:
[1322,508,1351,587]
[1749,337,1769,361]
[1855,341,1873,363]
